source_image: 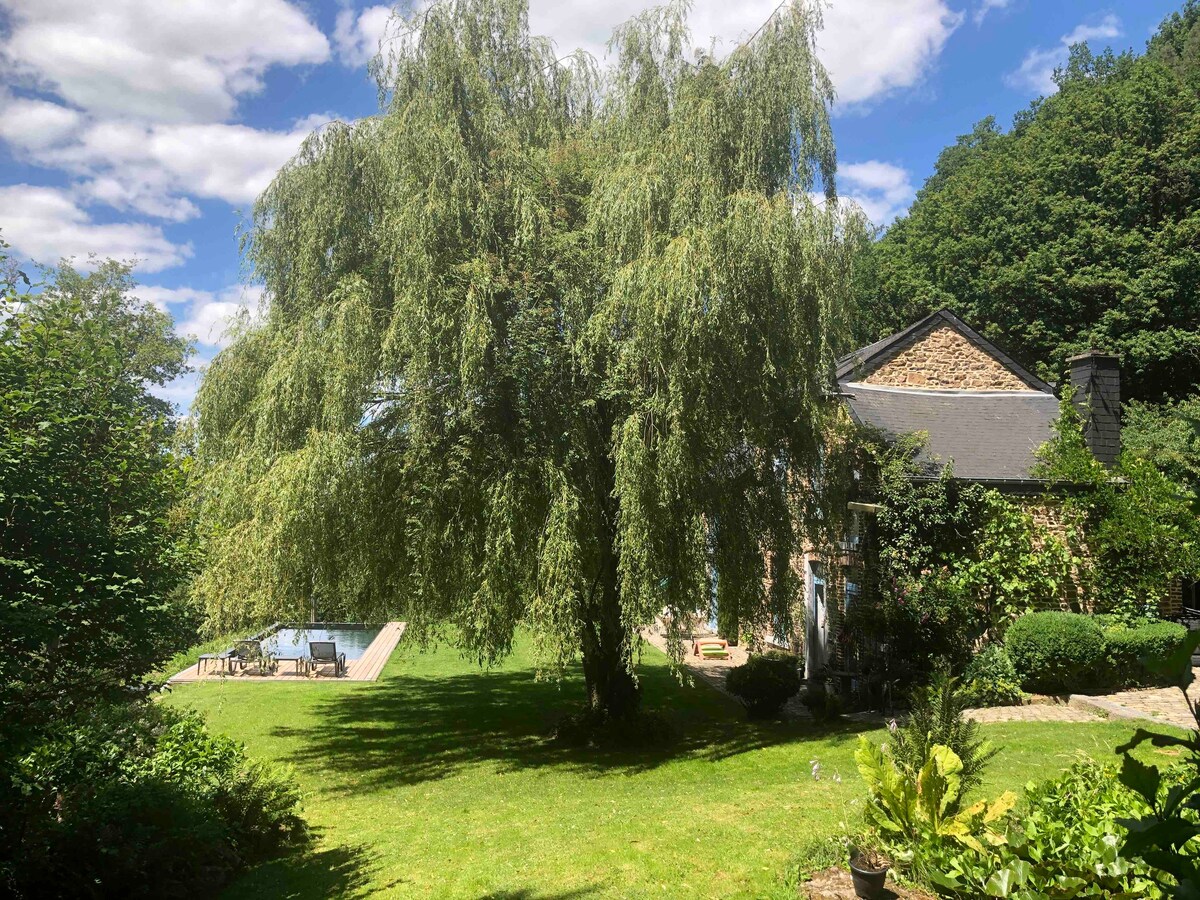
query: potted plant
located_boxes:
[848,847,889,899]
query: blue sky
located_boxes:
[0,0,1184,409]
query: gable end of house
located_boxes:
[836,309,1054,393]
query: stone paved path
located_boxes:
[638,627,815,718]
[968,669,1198,730]
[1082,673,1199,732]
[964,703,1102,725]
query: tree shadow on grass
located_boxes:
[228,841,377,899]
[269,655,879,792]
[478,888,604,899]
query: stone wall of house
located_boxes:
[1164,578,1184,618]
[1025,500,1073,547]
[863,325,1030,391]
[1022,499,1088,612]
[1022,499,1179,618]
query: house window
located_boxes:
[844,580,861,613]
[768,613,790,649]
[844,511,862,551]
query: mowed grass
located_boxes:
[165,636,1180,900]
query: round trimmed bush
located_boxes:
[1005,611,1105,694]
[725,651,801,719]
[1100,619,1189,688]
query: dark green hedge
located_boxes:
[726,651,801,719]
[1006,612,1106,694]
[1099,620,1189,688]
[0,702,307,899]
[1005,612,1190,693]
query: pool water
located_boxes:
[263,625,382,661]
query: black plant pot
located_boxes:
[848,855,889,899]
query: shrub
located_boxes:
[1100,619,1189,688]
[0,703,306,898]
[890,676,997,796]
[725,651,801,719]
[1005,611,1105,693]
[923,759,1177,898]
[960,644,1026,708]
[800,683,843,721]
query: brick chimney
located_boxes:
[1068,351,1121,467]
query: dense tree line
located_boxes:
[0,249,195,741]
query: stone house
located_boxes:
[775,308,1132,681]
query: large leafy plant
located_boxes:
[889,677,998,795]
[855,738,1015,881]
[1114,631,1200,898]
[928,759,1175,899]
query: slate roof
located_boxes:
[836,309,1060,485]
[841,383,1060,483]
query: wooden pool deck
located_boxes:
[169,622,406,684]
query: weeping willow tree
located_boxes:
[193,0,863,721]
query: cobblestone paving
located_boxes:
[967,669,1199,731]
[964,703,1103,725]
[1089,672,1199,731]
[638,627,818,718]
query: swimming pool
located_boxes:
[261,623,383,661]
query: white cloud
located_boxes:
[1006,14,1122,95]
[150,367,204,410]
[837,160,915,227]
[338,0,961,108]
[0,184,191,271]
[0,0,330,123]
[135,282,264,349]
[0,2,334,274]
[133,284,213,313]
[817,0,962,105]
[973,0,1012,27]
[529,0,962,106]
[334,4,397,68]
[1062,18,1125,46]
[0,93,330,218]
[0,92,83,149]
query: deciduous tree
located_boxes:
[0,242,194,749]
[193,0,863,723]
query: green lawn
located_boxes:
[165,636,1180,899]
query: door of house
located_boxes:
[806,562,827,681]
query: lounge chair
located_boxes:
[308,641,346,677]
[230,640,275,675]
[693,638,730,660]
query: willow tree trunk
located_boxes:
[579,547,640,719]
[578,400,640,720]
